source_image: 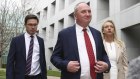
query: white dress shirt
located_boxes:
[76,24,97,79]
[24,32,41,75]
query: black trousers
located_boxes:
[25,74,41,79]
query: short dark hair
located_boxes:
[24,14,39,25]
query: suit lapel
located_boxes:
[89,27,99,59]
[20,34,26,60]
[115,42,120,61]
[37,36,42,55]
[70,25,79,60]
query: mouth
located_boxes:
[85,17,91,19]
[31,30,36,33]
[84,18,91,21]
[107,31,112,33]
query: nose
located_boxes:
[29,24,37,28]
[87,13,91,16]
[108,28,111,31]
[32,26,35,28]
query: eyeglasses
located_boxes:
[26,24,38,27]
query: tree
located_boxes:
[0,0,27,67]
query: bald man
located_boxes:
[51,2,110,79]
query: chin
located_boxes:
[30,32,35,35]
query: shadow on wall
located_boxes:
[121,23,140,61]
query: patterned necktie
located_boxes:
[83,29,96,79]
[25,36,34,75]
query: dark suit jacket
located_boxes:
[51,25,111,79]
[6,34,47,79]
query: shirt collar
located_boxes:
[25,32,36,38]
[76,23,90,32]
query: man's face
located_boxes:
[25,19,38,35]
[75,3,92,26]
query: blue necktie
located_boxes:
[25,36,34,75]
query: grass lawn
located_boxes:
[0,68,6,79]
[47,70,61,77]
[0,68,60,79]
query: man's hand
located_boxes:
[94,61,108,73]
[67,61,80,73]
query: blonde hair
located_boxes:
[101,20,124,47]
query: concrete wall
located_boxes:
[24,0,140,70]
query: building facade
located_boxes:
[24,0,140,70]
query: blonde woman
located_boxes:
[101,20,128,79]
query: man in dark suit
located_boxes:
[6,14,47,79]
[51,2,111,79]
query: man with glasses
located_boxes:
[6,14,47,79]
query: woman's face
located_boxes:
[102,22,115,36]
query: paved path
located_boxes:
[47,76,60,79]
